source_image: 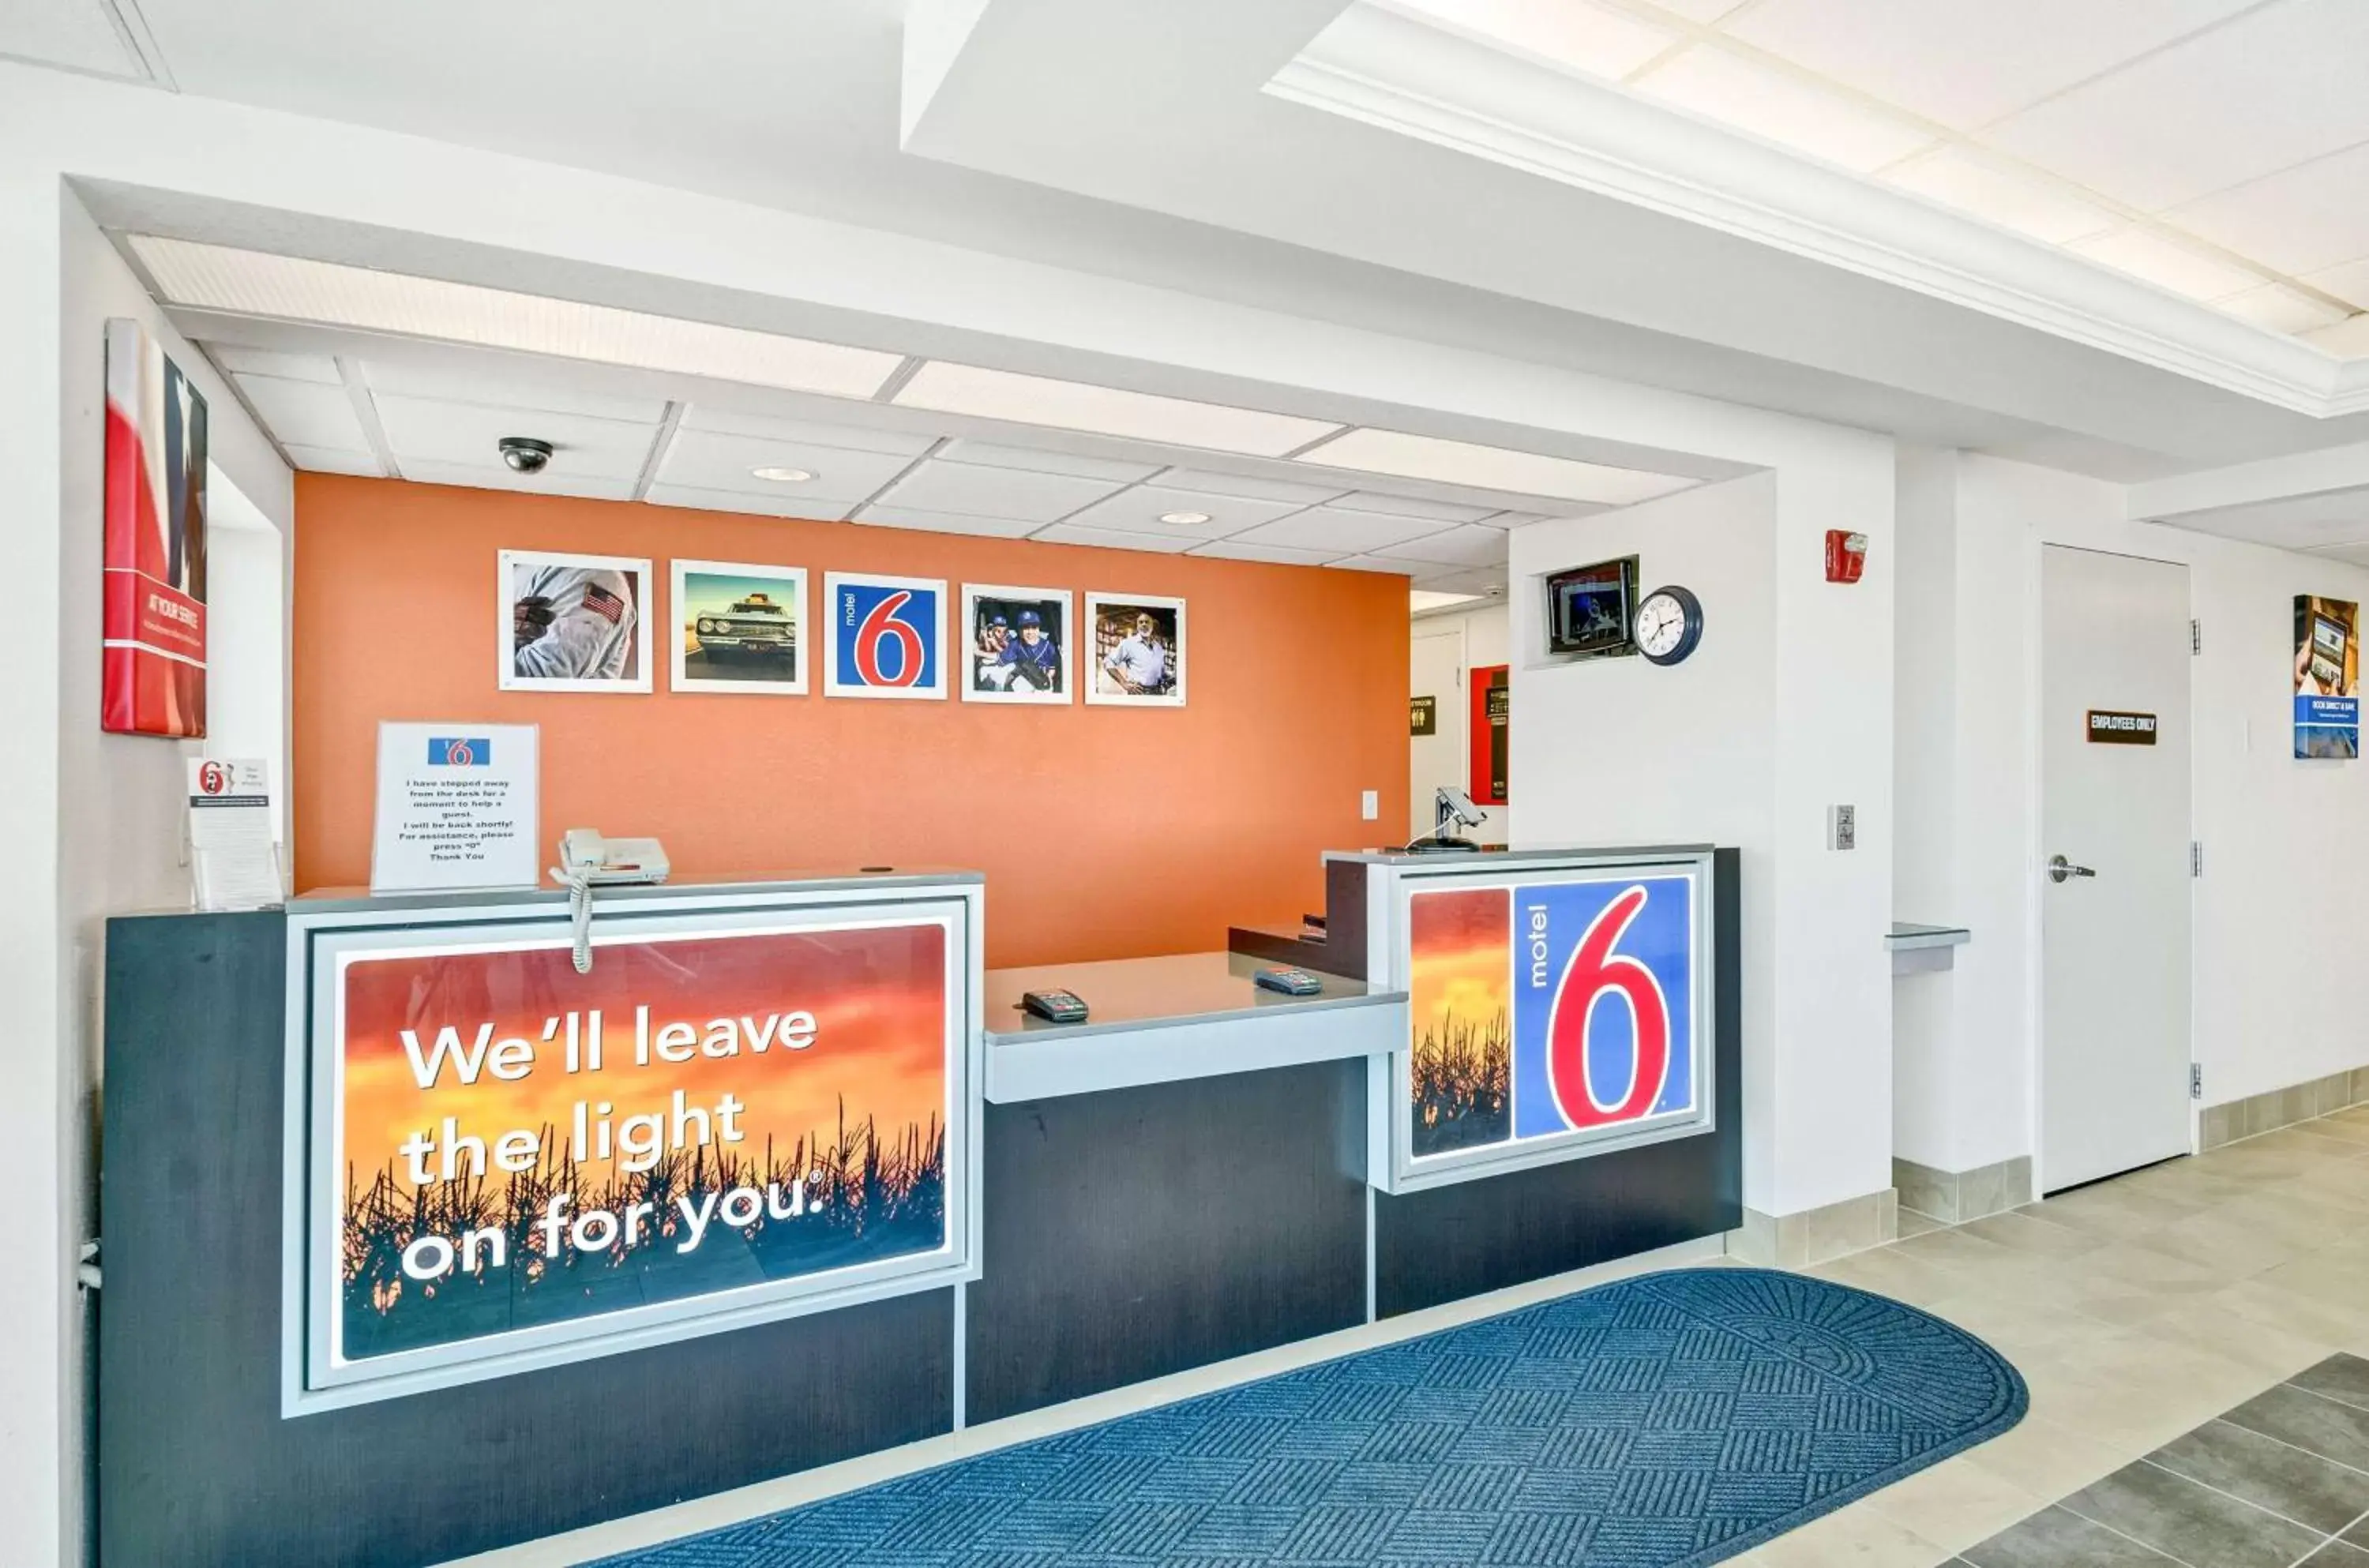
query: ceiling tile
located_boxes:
[1480,511,1556,528]
[933,440,1159,483]
[1726,0,2258,131]
[2310,542,2369,568]
[1635,47,1939,173]
[1391,0,1678,81]
[234,373,369,452]
[1327,555,1421,576]
[1299,428,1695,505]
[2172,140,2369,278]
[657,427,917,505]
[281,444,384,477]
[2303,311,2369,354]
[1187,538,1341,567]
[362,359,667,423]
[854,505,1044,539]
[399,460,636,502]
[644,483,847,522]
[1060,483,1304,538]
[0,2,145,77]
[1882,145,2122,246]
[2213,283,2352,336]
[1984,0,2369,212]
[1655,0,1749,21]
[1327,490,1499,523]
[1234,507,1444,553]
[1031,522,1197,554]
[374,395,655,480]
[892,362,1338,456]
[209,346,342,384]
[1154,467,1349,505]
[872,460,1128,523]
[2067,227,2270,301]
[1421,568,1512,597]
[677,406,938,455]
[1375,524,1511,567]
[2305,257,2369,313]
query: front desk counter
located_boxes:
[99,852,1738,1568]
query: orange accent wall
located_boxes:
[292,475,1410,967]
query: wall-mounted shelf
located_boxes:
[1887,921,1970,975]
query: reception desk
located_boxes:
[99,848,1738,1567]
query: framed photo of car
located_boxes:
[670,560,809,696]
[962,584,1073,705]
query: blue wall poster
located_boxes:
[2296,595,2360,760]
[824,572,947,700]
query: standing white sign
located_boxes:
[187,757,282,910]
[370,722,541,892]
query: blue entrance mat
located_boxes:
[591,1267,2025,1567]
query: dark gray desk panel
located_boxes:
[967,1059,1369,1425]
[99,910,952,1568]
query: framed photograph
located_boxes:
[962,584,1074,705]
[671,560,809,696]
[824,572,948,700]
[1086,593,1187,707]
[501,550,652,693]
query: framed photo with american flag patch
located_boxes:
[499,550,654,694]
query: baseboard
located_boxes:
[1726,1187,1898,1270]
[1892,1154,2033,1225]
[2201,1067,2369,1151]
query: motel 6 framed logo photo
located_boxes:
[1383,849,1716,1191]
[824,572,948,700]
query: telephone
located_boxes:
[557,829,670,886]
[553,831,670,973]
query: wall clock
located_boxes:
[1635,585,1703,666]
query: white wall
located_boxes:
[1897,452,2369,1183]
[205,475,292,856]
[1409,602,1511,846]
[1512,463,1899,1218]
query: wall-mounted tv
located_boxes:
[1543,556,1639,660]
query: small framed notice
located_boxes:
[2086,710,2158,745]
[371,722,541,892]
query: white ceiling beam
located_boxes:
[2128,438,2369,523]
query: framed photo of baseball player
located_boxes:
[500,549,653,694]
[671,559,809,696]
[1085,593,1187,708]
[962,584,1073,705]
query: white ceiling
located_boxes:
[1384,0,2369,343]
[193,332,1578,601]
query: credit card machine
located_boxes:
[1254,966,1326,996]
[1020,989,1089,1023]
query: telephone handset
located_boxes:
[553,830,670,973]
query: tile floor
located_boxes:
[1728,1102,2369,1567]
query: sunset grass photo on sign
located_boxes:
[1407,885,1512,1157]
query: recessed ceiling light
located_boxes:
[752,466,816,483]
[891,361,1342,458]
[126,235,904,399]
[1158,510,1214,526]
[1297,428,1695,506]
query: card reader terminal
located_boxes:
[1020,988,1090,1023]
[1254,966,1326,996]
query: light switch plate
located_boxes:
[1361,789,1380,821]
[1830,804,1857,851]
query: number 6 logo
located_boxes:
[853,591,924,688]
[1545,885,1672,1128]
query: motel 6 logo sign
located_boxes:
[827,574,943,697]
[1514,876,1697,1137]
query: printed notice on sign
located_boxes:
[371,722,540,892]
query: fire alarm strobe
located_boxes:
[1826,529,1868,584]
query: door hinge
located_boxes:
[2190,1063,2203,1101]
[2191,618,2202,655]
[2191,842,2203,877]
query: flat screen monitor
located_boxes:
[1544,556,1638,659]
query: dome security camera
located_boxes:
[498,437,555,475]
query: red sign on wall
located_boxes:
[103,318,208,737]
[1470,664,1508,805]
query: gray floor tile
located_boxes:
[2224,1383,2369,1472]
[2061,1459,2322,1568]
[2348,1514,2369,1549]
[2146,1418,2369,1533]
[2303,1542,2369,1566]
[2293,1353,2369,1415]
[1961,1505,2183,1568]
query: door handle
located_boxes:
[2047,854,2097,884]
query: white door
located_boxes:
[1410,628,1465,840]
[2040,545,2191,1192]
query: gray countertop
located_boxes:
[291,867,983,914]
[984,951,1397,1043]
[1323,843,1716,868]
